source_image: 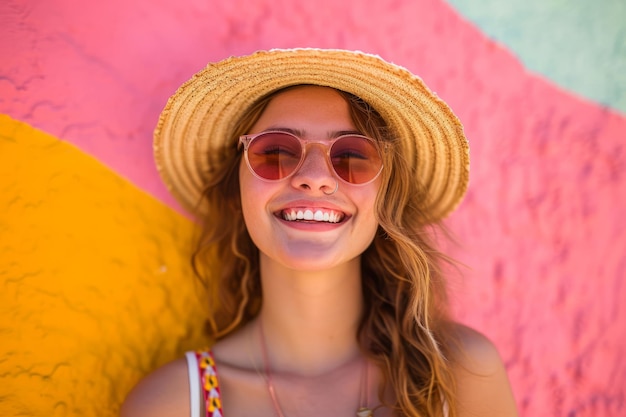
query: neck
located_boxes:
[255,253,364,376]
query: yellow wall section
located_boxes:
[0,115,211,416]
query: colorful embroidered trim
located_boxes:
[195,350,223,417]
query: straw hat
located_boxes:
[154,48,469,220]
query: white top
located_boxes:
[185,351,201,417]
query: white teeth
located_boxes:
[282,209,344,223]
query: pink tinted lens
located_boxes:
[246,132,302,180]
[330,136,382,184]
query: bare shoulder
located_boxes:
[448,323,519,417]
[120,357,190,417]
[450,323,506,374]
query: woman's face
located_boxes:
[239,86,381,272]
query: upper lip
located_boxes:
[274,199,346,213]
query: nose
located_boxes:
[289,144,337,195]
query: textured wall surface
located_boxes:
[0,116,209,416]
[447,0,626,113]
[1,0,625,416]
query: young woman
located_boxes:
[121,49,518,417]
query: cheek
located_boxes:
[354,184,381,237]
[239,161,274,246]
[360,180,381,219]
[239,162,257,227]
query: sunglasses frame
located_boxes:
[239,130,386,185]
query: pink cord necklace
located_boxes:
[258,322,373,417]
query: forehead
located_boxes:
[251,86,355,136]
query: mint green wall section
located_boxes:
[447,0,626,114]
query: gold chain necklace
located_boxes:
[258,322,374,417]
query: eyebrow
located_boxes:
[262,126,363,138]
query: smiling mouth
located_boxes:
[280,209,345,223]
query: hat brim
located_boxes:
[154,48,469,220]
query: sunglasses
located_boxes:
[239,131,385,185]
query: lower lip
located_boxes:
[275,215,347,231]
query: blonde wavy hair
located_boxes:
[192,85,458,417]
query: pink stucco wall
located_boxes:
[2,0,625,415]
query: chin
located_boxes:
[265,245,361,273]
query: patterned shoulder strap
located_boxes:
[187,350,223,417]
